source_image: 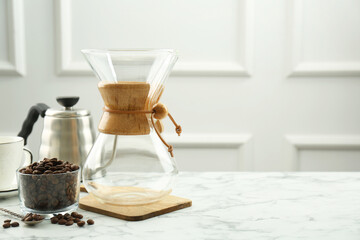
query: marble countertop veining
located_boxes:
[1,172,360,240]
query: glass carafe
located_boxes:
[81,49,180,205]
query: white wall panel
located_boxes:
[299,149,360,171]
[303,0,360,63]
[175,148,240,171]
[0,0,25,75]
[0,0,8,61]
[285,136,360,171]
[55,0,253,76]
[167,134,253,171]
[288,0,360,76]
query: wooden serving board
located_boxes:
[79,194,191,221]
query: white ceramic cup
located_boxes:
[0,136,32,191]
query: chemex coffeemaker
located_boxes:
[81,49,181,205]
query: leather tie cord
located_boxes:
[103,105,182,157]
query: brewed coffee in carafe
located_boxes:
[81,49,180,205]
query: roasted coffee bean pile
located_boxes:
[22,213,45,222]
[2,219,19,228]
[19,158,79,175]
[18,158,80,211]
[51,212,94,227]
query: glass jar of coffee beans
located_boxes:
[17,158,80,216]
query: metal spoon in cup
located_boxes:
[0,208,44,225]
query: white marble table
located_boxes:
[1,172,360,240]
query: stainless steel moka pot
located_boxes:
[18,97,96,167]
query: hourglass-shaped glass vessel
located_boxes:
[81,49,179,205]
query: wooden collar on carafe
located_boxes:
[103,103,182,157]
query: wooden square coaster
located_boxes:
[79,194,192,221]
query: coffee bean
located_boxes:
[55,166,63,170]
[77,221,85,227]
[77,214,83,219]
[11,222,19,227]
[71,212,78,217]
[74,218,80,223]
[87,219,94,225]
[4,219,11,223]
[50,217,59,224]
[71,165,79,171]
[35,215,44,221]
[44,170,53,174]
[58,219,67,225]
[22,213,31,221]
[36,167,45,172]
[24,216,33,221]
[33,170,42,174]
[2,223,10,228]
[65,220,73,226]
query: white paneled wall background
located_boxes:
[0,0,359,171]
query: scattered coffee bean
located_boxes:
[4,219,11,223]
[10,222,19,227]
[2,223,10,228]
[87,219,94,225]
[50,217,59,224]
[58,219,67,225]
[65,220,74,226]
[77,221,85,227]
[50,212,93,228]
